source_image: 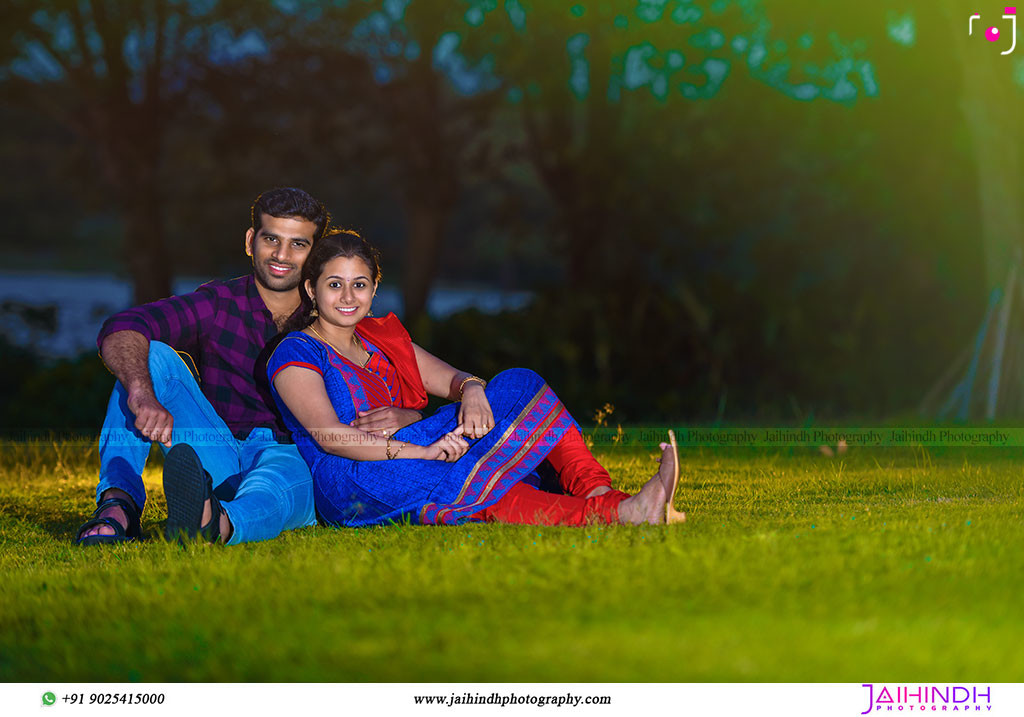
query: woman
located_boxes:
[267,230,685,527]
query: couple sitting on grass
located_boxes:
[76,187,684,547]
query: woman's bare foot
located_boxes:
[663,431,686,523]
[616,438,681,525]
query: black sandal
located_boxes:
[163,443,222,543]
[75,496,142,546]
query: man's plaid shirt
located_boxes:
[97,274,295,439]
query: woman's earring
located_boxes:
[310,299,318,317]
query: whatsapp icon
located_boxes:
[42,692,56,706]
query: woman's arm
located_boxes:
[412,343,470,400]
[273,365,468,461]
[413,344,494,438]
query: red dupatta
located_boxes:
[354,313,429,410]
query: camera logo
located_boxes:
[970,8,1018,54]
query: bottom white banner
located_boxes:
[2,683,1018,716]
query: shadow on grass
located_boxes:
[0,494,86,539]
[0,494,165,544]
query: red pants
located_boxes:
[471,427,630,526]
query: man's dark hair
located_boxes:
[250,188,329,241]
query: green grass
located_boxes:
[1,440,1022,681]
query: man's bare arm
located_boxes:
[101,330,152,393]
[100,330,173,447]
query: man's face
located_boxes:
[245,213,317,292]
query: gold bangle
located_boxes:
[391,441,407,459]
[459,375,487,397]
[385,435,394,460]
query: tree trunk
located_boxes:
[401,199,450,329]
[123,174,171,305]
[564,205,604,288]
[97,123,172,305]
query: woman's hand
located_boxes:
[422,427,470,462]
[458,384,494,439]
[350,406,422,435]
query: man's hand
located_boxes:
[101,331,172,446]
[350,406,422,435]
[127,390,173,447]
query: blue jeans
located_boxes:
[96,342,317,545]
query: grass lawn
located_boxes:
[1,439,1022,682]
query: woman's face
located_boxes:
[307,255,376,330]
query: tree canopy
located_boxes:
[1,0,1009,420]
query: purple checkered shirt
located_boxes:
[97,274,296,439]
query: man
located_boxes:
[76,187,328,545]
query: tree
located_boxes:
[1,0,262,303]
[299,0,505,328]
